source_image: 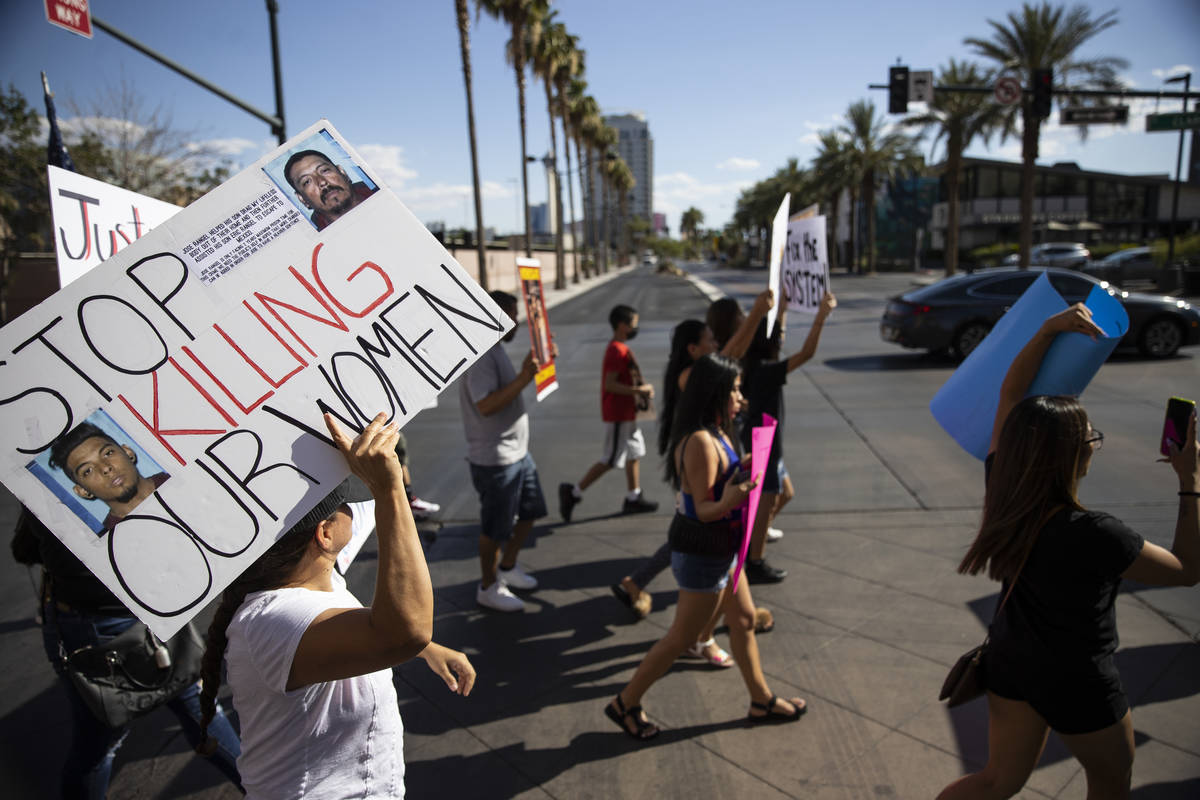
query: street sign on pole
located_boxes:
[994,76,1022,106]
[44,0,92,39]
[1146,111,1200,132]
[909,71,933,104]
[1061,106,1129,125]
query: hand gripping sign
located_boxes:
[516,257,558,401]
[2,120,512,639]
[930,273,1128,460]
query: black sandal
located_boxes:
[747,695,806,724]
[605,694,660,740]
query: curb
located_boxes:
[684,271,727,303]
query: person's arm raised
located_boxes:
[988,304,1104,455]
[287,413,434,690]
[1123,412,1200,587]
[476,350,537,417]
[721,290,774,360]
[784,292,836,372]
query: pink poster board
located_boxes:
[732,413,777,593]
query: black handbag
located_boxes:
[60,618,205,729]
[667,512,740,558]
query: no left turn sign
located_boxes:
[995,76,1022,106]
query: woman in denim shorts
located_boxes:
[604,355,807,740]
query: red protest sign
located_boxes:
[516,258,558,401]
[45,0,93,39]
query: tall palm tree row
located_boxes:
[454,0,489,290]
[812,131,851,273]
[965,2,1125,268]
[903,59,1012,276]
[529,7,569,289]
[550,31,584,283]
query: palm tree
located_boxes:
[569,88,601,276]
[904,60,1012,276]
[839,99,921,273]
[610,158,636,265]
[552,40,584,283]
[812,130,852,272]
[478,0,547,258]
[455,0,489,289]
[595,124,618,273]
[680,207,704,243]
[530,11,570,289]
[966,2,1126,268]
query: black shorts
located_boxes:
[983,648,1128,735]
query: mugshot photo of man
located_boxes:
[47,422,169,532]
[283,148,378,231]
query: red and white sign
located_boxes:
[994,76,1022,106]
[45,0,93,39]
[516,258,559,401]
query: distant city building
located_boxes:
[586,112,653,250]
[653,212,667,236]
[529,203,550,236]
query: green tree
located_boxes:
[568,87,601,275]
[609,157,635,264]
[811,130,852,272]
[904,60,1012,275]
[966,2,1126,268]
[839,99,921,273]
[530,10,571,289]
[550,33,584,284]
[594,123,617,273]
[680,207,704,243]
[455,0,489,289]
[478,0,547,257]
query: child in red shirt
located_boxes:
[559,304,659,520]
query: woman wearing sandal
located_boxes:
[938,305,1200,799]
[605,354,806,740]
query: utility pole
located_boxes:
[1165,72,1191,266]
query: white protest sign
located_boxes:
[765,192,790,336]
[0,120,512,639]
[780,215,830,314]
[48,165,183,287]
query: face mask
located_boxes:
[625,327,639,341]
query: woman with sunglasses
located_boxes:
[938,305,1200,800]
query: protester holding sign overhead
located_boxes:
[938,306,1200,800]
[741,292,837,584]
[198,412,474,800]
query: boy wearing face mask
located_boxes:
[560,304,659,520]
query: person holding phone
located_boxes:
[604,354,806,740]
[938,305,1200,800]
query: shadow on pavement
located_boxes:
[824,353,955,372]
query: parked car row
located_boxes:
[999,242,1166,287]
[880,267,1200,360]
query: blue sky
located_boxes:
[3,0,1197,235]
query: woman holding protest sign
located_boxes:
[605,354,805,740]
[197,412,475,799]
[938,305,1200,799]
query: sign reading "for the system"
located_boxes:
[45,0,92,39]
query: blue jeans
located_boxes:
[42,602,243,799]
[469,453,548,542]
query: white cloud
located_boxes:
[197,137,259,156]
[716,157,760,171]
[355,143,418,189]
[396,179,511,217]
[1151,64,1194,80]
[655,171,756,228]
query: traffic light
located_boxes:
[1032,68,1052,119]
[889,66,909,114]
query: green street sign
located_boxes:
[1146,111,1200,132]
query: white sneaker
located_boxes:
[766,527,784,542]
[497,563,538,591]
[477,581,525,612]
[409,496,440,520]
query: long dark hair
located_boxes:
[657,319,707,457]
[664,353,741,489]
[195,510,338,752]
[958,395,1089,581]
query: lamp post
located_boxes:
[1165,72,1191,266]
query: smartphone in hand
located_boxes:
[1161,396,1196,456]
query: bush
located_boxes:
[968,242,1018,267]
[1150,232,1200,266]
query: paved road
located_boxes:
[1,263,1196,798]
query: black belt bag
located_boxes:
[667,513,740,557]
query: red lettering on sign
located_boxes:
[308,242,395,319]
[118,365,229,467]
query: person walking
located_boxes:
[604,354,807,740]
[938,305,1200,800]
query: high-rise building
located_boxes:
[586,112,653,249]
